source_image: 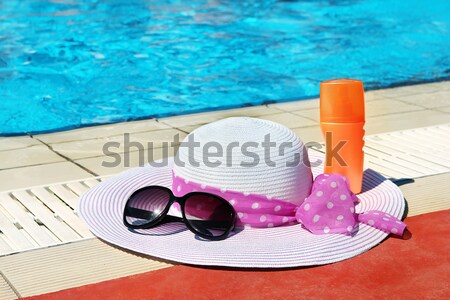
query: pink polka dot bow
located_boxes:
[296,174,407,236]
[172,172,406,236]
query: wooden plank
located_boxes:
[367,136,448,171]
[83,179,100,188]
[393,127,438,155]
[314,145,409,178]
[435,124,450,133]
[388,132,450,164]
[364,142,441,174]
[0,234,13,254]
[0,209,34,251]
[65,182,89,197]
[0,194,56,247]
[360,148,409,178]
[366,136,446,171]
[366,137,408,155]
[363,147,424,177]
[380,137,450,168]
[388,131,442,152]
[31,188,93,238]
[404,130,450,152]
[11,191,80,242]
[422,126,450,143]
[47,185,78,210]
[363,159,399,178]
[365,158,412,178]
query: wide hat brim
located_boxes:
[79,152,405,268]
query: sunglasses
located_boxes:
[123,186,236,241]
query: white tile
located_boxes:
[436,106,450,113]
[407,81,450,93]
[365,99,424,117]
[376,84,429,98]
[291,126,323,144]
[35,119,171,144]
[0,136,40,151]
[0,162,93,192]
[292,109,319,122]
[364,90,388,102]
[366,110,450,135]
[178,125,201,134]
[177,111,318,133]
[259,112,317,129]
[291,99,423,122]
[289,109,450,144]
[51,129,186,160]
[159,105,280,128]
[376,82,449,99]
[394,90,450,108]
[0,145,65,169]
[268,98,319,111]
[76,146,177,176]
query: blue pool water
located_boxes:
[1,0,449,135]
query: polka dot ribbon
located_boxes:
[172,172,406,236]
[296,174,406,236]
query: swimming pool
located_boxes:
[1,0,449,135]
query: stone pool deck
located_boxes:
[0,81,449,299]
[1,81,449,191]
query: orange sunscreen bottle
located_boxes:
[320,79,365,194]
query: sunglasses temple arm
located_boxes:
[188,219,232,228]
[125,208,186,224]
[125,207,232,236]
[124,207,157,220]
[160,216,231,235]
[159,215,184,224]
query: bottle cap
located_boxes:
[320,79,365,123]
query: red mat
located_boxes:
[27,210,450,300]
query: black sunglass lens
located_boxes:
[184,194,234,238]
[124,187,171,227]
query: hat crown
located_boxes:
[173,117,312,205]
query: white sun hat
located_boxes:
[79,117,405,268]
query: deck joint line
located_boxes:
[33,136,99,177]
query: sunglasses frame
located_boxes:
[123,185,236,241]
